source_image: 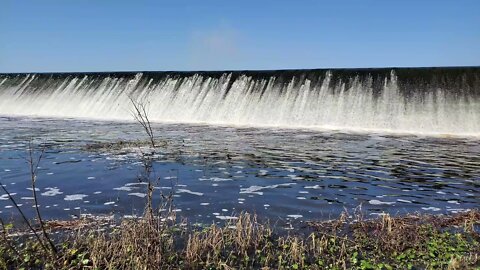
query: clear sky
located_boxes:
[1,0,479,72]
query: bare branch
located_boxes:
[129,96,156,149]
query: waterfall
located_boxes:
[0,67,479,136]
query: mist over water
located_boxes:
[1,67,479,136]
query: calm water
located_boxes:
[0,116,479,225]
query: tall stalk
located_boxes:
[28,142,57,254]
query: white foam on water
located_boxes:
[41,187,63,197]
[177,189,203,196]
[240,183,296,195]
[216,216,238,220]
[0,193,16,200]
[64,194,88,201]
[369,199,395,205]
[128,193,147,198]
[288,174,304,180]
[304,185,322,189]
[422,207,441,211]
[113,186,135,191]
[446,208,470,213]
[125,182,148,186]
[369,212,387,216]
[199,177,232,182]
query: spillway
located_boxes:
[0,67,479,136]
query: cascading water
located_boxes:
[0,67,479,136]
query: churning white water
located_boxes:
[0,71,479,136]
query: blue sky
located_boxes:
[1,0,479,72]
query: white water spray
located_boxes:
[0,71,479,136]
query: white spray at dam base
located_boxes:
[0,72,479,137]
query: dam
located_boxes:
[1,67,479,136]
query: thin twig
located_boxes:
[129,96,156,149]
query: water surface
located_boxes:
[0,116,478,225]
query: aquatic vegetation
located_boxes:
[83,139,167,153]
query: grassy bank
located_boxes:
[0,210,478,270]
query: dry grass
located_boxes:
[0,210,479,269]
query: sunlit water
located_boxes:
[0,116,478,226]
